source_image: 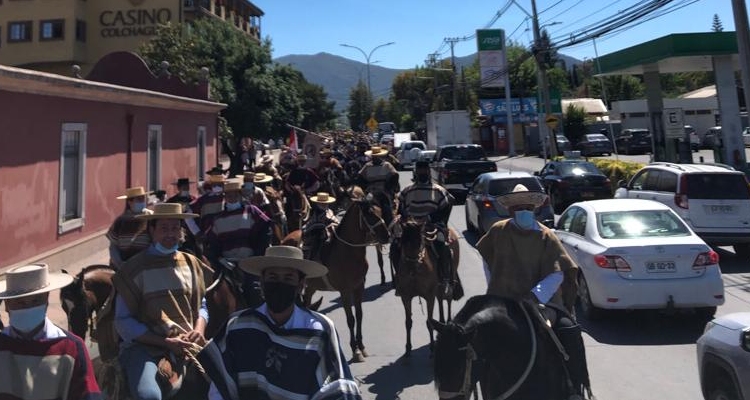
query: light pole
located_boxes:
[531,0,559,159]
[340,41,395,96]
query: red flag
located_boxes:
[288,128,298,153]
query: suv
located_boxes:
[614,128,652,155]
[614,162,750,258]
[696,312,750,400]
[395,140,426,170]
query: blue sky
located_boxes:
[260,0,738,69]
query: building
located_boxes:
[0,51,224,272]
[0,0,264,75]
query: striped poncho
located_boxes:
[198,306,361,400]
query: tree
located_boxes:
[347,80,373,130]
[300,82,337,132]
[712,14,724,32]
[563,104,587,145]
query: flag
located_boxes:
[288,128,298,154]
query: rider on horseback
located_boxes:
[300,192,339,261]
[237,172,271,214]
[394,161,456,295]
[108,186,154,269]
[476,184,593,399]
[357,146,399,225]
[284,154,320,196]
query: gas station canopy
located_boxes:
[594,32,741,76]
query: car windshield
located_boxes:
[629,130,650,138]
[440,147,485,160]
[586,134,609,141]
[597,210,690,239]
[556,135,570,143]
[686,174,750,200]
[488,177,543,196]
[403,142,425,151]
[558,162,600,175]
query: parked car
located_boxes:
[702,126,722,149]
[430,144,497,202]
[465,171,555,235]
[379,134,394,146]
[395,140,426,170]
[535,159,612,214]
[742,127,750,147]
[697,312,750,400]
[417,150,436,162]
[576,133,614,156]
[539,134,573,157]
[614,162,750,259]
[614,128,652,155]
[684,125,701,151]
[554,199,724,320]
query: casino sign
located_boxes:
[99,8,173,37]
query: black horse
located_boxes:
[431,295,576,400]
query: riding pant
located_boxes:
[542,306,591,398]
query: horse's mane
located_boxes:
[452,295,513,333]
[401,219,422,249]
[78,264,115,279]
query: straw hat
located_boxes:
[0,263,74,300]
[497,184,548,209]
[117,186,152,200]
[296,154,308,161]
[252,173,273,184]
[223,180,243,192]
[171,178,195,186]
[319,148,333,157]
[364,146,388,157]
[135,203,198,220]
[206,174,225,185]
[239,246,327,278]
[309,192,336,204]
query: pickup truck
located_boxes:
[430,144,497,202]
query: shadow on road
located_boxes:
[316,283,394,315]
[462,230,481,247]
[580,309,708,346]
[359,344,435,400]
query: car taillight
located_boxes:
[482,200,494,209]
[675,175,689,209]
[593,255,632,271]
[693,250,719,269]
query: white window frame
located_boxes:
[58,123,87,234]
[147,125,162,192]
[197,126,206,182]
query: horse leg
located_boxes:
[341,292,364,363]
[426,295,436,357]
[402,296,412,358]
[354,283,368,358]
[437,297,446,324]
[376,245,386,286]
[447,298,453,323]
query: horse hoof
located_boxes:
[359,348,369,358]
[352,350,365,363]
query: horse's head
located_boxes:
[430,319,477,400]
[59,269,89,338]
[400,218,424,263]
[354,197,390,245]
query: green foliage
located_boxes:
[590,159,645,192]
[563,104,587,145]
[347,80,373,130]
[712,14,724,32]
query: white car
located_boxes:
[554,199,724,320]
[395,140,426,169]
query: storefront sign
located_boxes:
[99,8,173,37]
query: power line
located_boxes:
[540,0,586,26]
[539,0,567,15]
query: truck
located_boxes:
[430,144,497,202]
[425,110,472,150]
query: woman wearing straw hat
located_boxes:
[0,263,102,400]
[475,184,591,398]
[197,246,361,400]
[113,203,211,400]
[107,186,154,269]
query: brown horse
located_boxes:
[283,184,310,233]
[60,264,116,340]
[263,186,288,245]
[396,219,438,358]
[282,196,390,362]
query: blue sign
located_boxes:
[479,98,539,116]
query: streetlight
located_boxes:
[340,41,395,95]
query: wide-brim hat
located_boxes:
[261,155,274,164]
[309,192,336,204]
[296,154,308,161]
[223,180,243,192]
[365,146,389,157]
[253,173,273,184]
[0,263,73,300]
[319,148,333,156]
[135,203,198,220]
[206,174,226,184]
[497,184,548,209]
[172,178,195,186]
[117,186,152,200]
[239,246,327,278]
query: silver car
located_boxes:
[696,312,750,400]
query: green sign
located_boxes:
[476,29,504,51]
[537,88,563,114]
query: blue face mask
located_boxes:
[155,242,179,255]
[132,201,146,213]
[226,202,242,211]
[514,210,537,230]
[9,304,47,333]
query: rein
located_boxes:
[331,203,385,247]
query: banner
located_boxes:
[476,29,506,88]
[301,133,322,169]
[288,128,298,153]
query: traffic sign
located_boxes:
[366,117,378,132]
[545,116,559,130]
[663,108,684,139]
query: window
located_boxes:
[8,21,32,42]
[197,126,206,181]
[40,19,64,41]
[556,207,579,232]
[597,210,690,239]
[630,170,650,190]
[642,170,661,191]
[657,172,678,193]
[75,20,86,42]
[570,211,588,236]
[147,125,162,192]
[687,174,750,199]
[58,123,86,233]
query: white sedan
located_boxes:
[554,199,725,320]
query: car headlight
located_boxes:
[742,328,750,352]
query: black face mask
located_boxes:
[416,173,430,183]
[263,281,298,313]
[372,158,383,165]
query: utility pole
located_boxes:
[445,37,460,110]
[531,0,558,158]
[733,0,750,168]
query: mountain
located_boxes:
[273,52,582,112]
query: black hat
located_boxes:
[206,165,227,176]
[172,178,194,186]
[415,160,430,169]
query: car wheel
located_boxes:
[465,207,476,233]
[733,244,750,260]
[550,189,565,214]
[707,376,740,400]
[696,306,718,321]
[578,274,605,321]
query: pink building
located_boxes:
[0,52,224,271]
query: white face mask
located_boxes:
[9,304,47,333]
[243,183,255,192]
[514,210,537,230]
[211,186,223,194]
[132,201,146,213]
[180,190,190,197]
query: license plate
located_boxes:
[707,205,735,214]
[581,192,595,198]
[646,261,676,273]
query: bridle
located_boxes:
[439,302,537,400]
[331,201,387,247]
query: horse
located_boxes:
[431,295,573,400]
[281,194,390,362]
[283,184,310,233]
[369,190,396,287]
[395,218,438,358]
[263,186,288,245]
[60,264,116,340]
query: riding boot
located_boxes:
[555,319,592,399]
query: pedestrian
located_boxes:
[108,186,154,269]
[198,245,362,400]
[0,263,102,400]
[166,178,196,211]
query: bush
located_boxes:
[590,159,644,193]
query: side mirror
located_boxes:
[617,180,627,188]
[533,171,540,176]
